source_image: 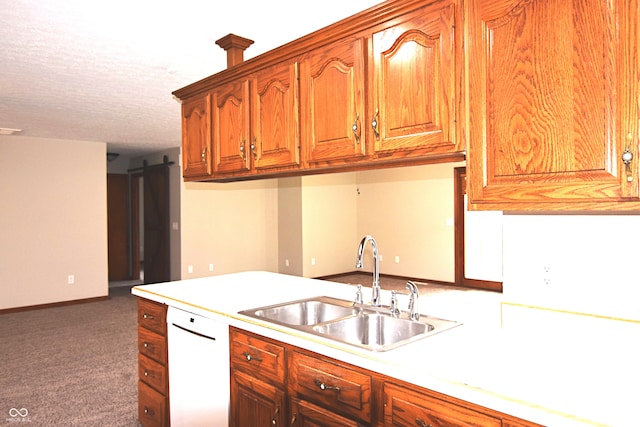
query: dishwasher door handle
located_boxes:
[171,323,217,341]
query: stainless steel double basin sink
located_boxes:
[239,296,460,352]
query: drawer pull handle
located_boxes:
[314,378,340,393]
[242,351,263,362]
[143,313,154,319]
[415,419,432,427]
[290,414,297,425]
[271,406,279,425]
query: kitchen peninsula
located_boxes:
[132,271,638,426]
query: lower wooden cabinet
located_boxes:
[229,327,544,427]
[137,298,169,427]
[383,382,501,427]
[288,350,372,424]
[138,381,168,427]
[230,369,286,426]
[290,397,365,427]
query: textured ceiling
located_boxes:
[1,0,383,157]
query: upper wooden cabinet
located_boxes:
[300,36,367,166]
[371,2,461,159]
[211,61,301,178]
[251,61,301,172]
[211,78,251,175]
[174,0,465,182]
[466,0,640,210]
[181,94,212,180]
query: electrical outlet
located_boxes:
[311,258,316,266]
[187,265,193,274]
[285,259,290,267]
[67,274,75,285]
[394,256,400,264]
[209,263,214,272]
[543,265,551,285]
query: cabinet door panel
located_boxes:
[181,94,212,179]
[230,370,285,427]
[384,382,501,427]
[252,61,301,170]
[372,3,458,155]
[290,397,363,427]
[467,0,639,207]
[301,37,366,164]
[212,79,251,174]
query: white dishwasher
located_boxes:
[167,306,229,427]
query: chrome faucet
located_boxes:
[355,235,381,306]
[406,281,420,321]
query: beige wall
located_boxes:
[278,177,303,276]
[179,178,279,278]
[355,163,465,282]
[276,163,467,281]
[301,173,358,278]
[0,136,108,309]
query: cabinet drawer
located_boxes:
[138,380,168,427]
[384,382,501,427]
[230,327,286,386]
[288,351,371,423]
[138,299,167,335]
[138,354,167,394]
[138,327,167,365]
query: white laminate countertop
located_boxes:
[132,271,639,427]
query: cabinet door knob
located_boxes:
[352,113,361,144]
[251,137,258,160]
[623,146,634,182]
[239,140,246,160]
[371,107,380,140]
[143,313,154,319]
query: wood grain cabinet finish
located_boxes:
[229,328,287,427]
[174,0,466,182]
[300,36,367,166]
[211,61,300,178]
[137,298,169,427]
[289,397,365,427]
[370,1,462,159]
[230,369,286,427]
[181,94,212,180]
[288,350,372,424]
[211,78,251,175]
[229,327,544,426]
[383,382,501,427]
[466,0,640,210]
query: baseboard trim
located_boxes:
[0,295,109,315]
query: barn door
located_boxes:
[143,165,170,284]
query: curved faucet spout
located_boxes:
[355,235,381,306]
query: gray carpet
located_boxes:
[0,286,139,426]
